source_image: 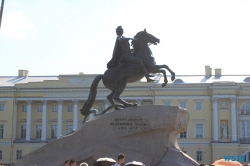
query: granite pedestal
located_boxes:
[14,105,199,166]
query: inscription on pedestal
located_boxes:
[110,118,148,130]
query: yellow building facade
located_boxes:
[1,66,250,165]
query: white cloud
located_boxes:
[0,11,36,40]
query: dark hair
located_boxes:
[199,164,205,166]
[70,159,76,165]
[65,160,70,164]
[116,26,123,35]
[118,154,125,160]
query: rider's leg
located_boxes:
[133,57,155,82]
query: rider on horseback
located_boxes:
[107,26,154,82]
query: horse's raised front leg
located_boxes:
[153,69,168,87]
[156,64,175,81]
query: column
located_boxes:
[212,97,219,142]
[104,100,109,114]
[88,106,94,120]
[230,97,237,142]
[136,99,142,106]
[244,120,247,138]
[25,100,32,141]
[41,100,47,141]
[104,100,109,109]
[73,100,78,130]
[57,100,63,139]
[13,101,17,140]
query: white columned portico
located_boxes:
[136,99,142,106]
[73,100,78,130]
[26,100,32,141]
[57,100,63,139]
[230,97,237,142]
[41,100,47,141]
[212,97,219,142]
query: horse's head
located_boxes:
[132,29,160,47]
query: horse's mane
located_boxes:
[131,31,154,59]
[131,31,143,48]
[134,31,144,38]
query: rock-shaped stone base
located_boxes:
[14,105,199,166]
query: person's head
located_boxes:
[70,159,76,166]
[64,160,70,166]
[118,153,125,164]
[79,162,88,166]
[116,26,123,36]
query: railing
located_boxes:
[239,110,250,115]
[14,138,56,143]
[239,138,250,144]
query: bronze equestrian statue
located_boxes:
[107,26,155,82]
[80,27,175,124]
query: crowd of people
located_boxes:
[64,154,125,166]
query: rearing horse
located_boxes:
[80,29,175,124]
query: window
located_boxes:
[66,125,73,134]
[195,124,204,138]
[98,104,105,112]
[195,102,202,110]
[0,125,4,139]
[0,150,2,160]
[179,102,186,109]
[52,105,58,112]
[180,131,187,138]
[67,104,73,112]
[164,102,171,106]
[240,102,250,114]
[51,125,57,138]
[22,105,27,112]
[35,125,42,139]
[241,121,250,139]
[20,125,26,139]
[37,105,43,112]
[16,150,22,160]
[0,104,5,111]
[196,151,203,162]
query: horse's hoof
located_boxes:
[171,75,175,82]
[115,107,123,110]
[162,83,167,87]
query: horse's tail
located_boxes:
[80,75,103,116]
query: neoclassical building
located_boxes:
[1,66,250,165]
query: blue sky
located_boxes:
[0,0,250,76]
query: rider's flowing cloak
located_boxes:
[107,36,123,69]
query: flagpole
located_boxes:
[0,0,5,29]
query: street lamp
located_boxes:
[0,0,5,29]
